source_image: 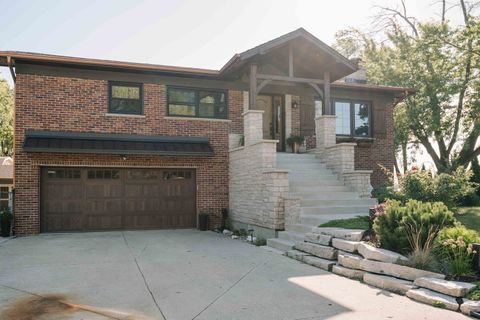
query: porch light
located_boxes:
[292,101,298,109]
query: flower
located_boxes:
[411,166,418,171]
[396,172,401,177]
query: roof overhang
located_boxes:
[219,28,358,81]
[23,131,214,156]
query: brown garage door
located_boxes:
[41,167,196,232]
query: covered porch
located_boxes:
[227,29,374,238]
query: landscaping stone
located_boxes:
[312,227,364,241]
[286,249,312,261]
[460,299,480,316]
[406,288,459,311]
[332,238,360,253]
[363,273,416,295]
[414,277,476,298]
[337,252,363,270]
[357,242,408,263]
[303,255,335,271]
[304,232,332,246]
[295,241,338,260]
[222,229,233,236]
[359,259,445,281]
[332,265,365,280]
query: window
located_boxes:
[334,100,372,137]
[87,169,120,179]
[0,187,9,211]
[168,87,227,119]
[109,82,143,115]
[314,98,323,118]
[47,169,81,179]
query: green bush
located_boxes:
[397,168,477,210]
[373,200,455,254]
[371,185,400,203]
[467,282,480,301]
[435,225,480,277]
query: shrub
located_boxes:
[371,185,400,203]
[435,225,480,277]
[373,200,455,254]
[397,168,477,210]
[467,282,480,301]
[255,237,267,246]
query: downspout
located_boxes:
[7,56,16,83]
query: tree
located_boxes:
[0,79,13,156]
[334,0,480,173]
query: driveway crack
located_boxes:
[191,259,269,320]
[122,232,167,320]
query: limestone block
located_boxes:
[460,300,480,316]
[357,242,408,263]
[359,259,445,281]
[286,249,311,261]
[304,232,332,246]
[406,288,459,311]
[364,273,416,295]
[414,277,476,298]
[332,238,360,253]
[338,252,363,270]
[332,265,365,280]
[303,255,335,271]
[312,227,364,241]
[295,241,338,260]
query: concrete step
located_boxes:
[300,213,369,226]
[277,163,327,169]
[291,180,345,187]
[290,185,350,193]
[300,198,375,207]
[266,238,295,252]
[285,223,314,234]
[278,230,305,243]
[294,192,361,200]
[301,205,371,215]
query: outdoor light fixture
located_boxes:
[121,155,127,160]
[292,101,298,109]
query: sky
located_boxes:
[0,0,468,86]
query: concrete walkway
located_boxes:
[0,230,469,320]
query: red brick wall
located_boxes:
[14,73,243,235]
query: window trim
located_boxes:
[167,86,228,119]
[332,98,373,138]
[108,81,144,115]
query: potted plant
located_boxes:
[0,209,13,237]
[286,135,305,153]
[198,211,209,231]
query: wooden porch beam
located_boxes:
[308,83,323,99]
[288,44,294,77]
[324,72,331,114]
[256,73,324,85]
[257,79,272,94]
[249,64,258,110]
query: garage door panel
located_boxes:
[41,168,196,232]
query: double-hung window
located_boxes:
[167,87,227,119]
[334,100,372,137]
[109,82,143,115]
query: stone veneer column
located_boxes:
[243,110,264,146]
[315,115,337,153]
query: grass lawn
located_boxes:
[318,215,369,230]
[456,207,480,231]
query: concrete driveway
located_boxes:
[0,230,470,320]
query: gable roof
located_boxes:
[219,28,357,78]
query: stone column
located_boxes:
[243,110,264,146]
[315,115,337,153]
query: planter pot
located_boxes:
[1,220,11,237]
[198,215,209,231]
[291,143,300,154]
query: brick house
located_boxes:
[0,28,412,238]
